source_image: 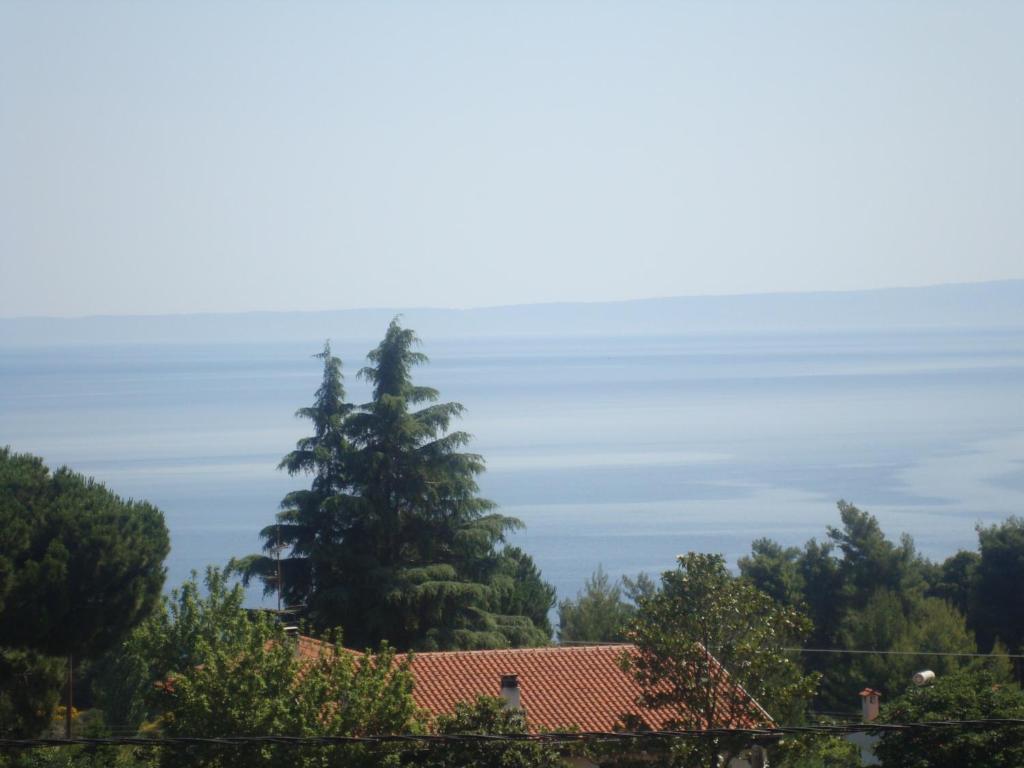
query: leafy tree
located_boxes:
[0,448,170,660]
[738,501,980,712]
[826,591,976,705]
[0,448,169,738]
[771,734,860,768]
[972,517,1024,656]
[827,501,927,612]
[927,549,979,619]
[620,572,657,604]
[557,566,633,643]
[738,539,805,608]
[91,567,255,733]
[623,553,818,768]
[0,649,64,738]
[794,538,845,654]
[95,569,421,768]
[875,668,1024,768]
[422,696,565,768]
[239,321,554,650]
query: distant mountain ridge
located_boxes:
[3,280,1023,346]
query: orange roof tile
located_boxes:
[401,643,770,732]
[292,637,769,732]
[296,634,342,661]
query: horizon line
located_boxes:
[2,276,1023,323]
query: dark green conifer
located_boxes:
[340,319,549,649]
[242,322,553,650]
[235,342,356,611]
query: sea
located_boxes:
[2,327,1023,607]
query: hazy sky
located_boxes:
[1,1,1022,317]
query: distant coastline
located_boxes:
[3,278,1023,346]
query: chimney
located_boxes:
[859,688,881,722]
[284,626,300,657]
[500,674,521,710]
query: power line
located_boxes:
[557,642,1024,660]
[784,647,1024,659]
[4,721,1024,750]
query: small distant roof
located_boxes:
[859,688,882,697]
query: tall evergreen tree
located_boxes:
[340,319,550,649]
[240,322,553,650]
[235,342,356,611]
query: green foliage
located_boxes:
[0,448,170,660]
[828,501,927,610]
[927,549,979,618]
[0,649,64,738]
[737,539,805,608]
[771,735,860,768]
[232,342,355,611]
[0,745,152,768]
[238,323,555,650]
[739,500,994,711]
[557,566,633,643]
[875,668,1024,768]
[972,517,1024,655]
[624,553,818,768]
[94,569,421,768]
[422,696,565,768]
[492,547,556,639]
[91,567,255,733]
[825,591,976,706]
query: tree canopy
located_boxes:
[738,500,1000,711]
[238,321,554,650]
[0,448,170,660]
[875,668,1024,768]
[971,517,1024,656]
[556,566,653,643]
[93,569,421,768]
[422,696,566,768]
[624,553,817,768]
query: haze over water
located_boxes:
[3,325,1024,606]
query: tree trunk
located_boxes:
[64,654,73,738]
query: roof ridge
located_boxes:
[406,643,636,658]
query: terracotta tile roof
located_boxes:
[296,634,340,661]
[292,637,769,732]
[401,643,770,732]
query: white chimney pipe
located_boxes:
[500,674,521,710]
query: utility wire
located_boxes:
[558,642,1024,660]
[783,647,1024,659]
[4,720,1024,750]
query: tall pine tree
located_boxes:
[241,321,553,650]
[235,342,356,612]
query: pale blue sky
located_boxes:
[1,1,1021,317]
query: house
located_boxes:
[401,643,771,732]
[297,637,773,766]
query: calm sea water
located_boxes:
[2,329,1023,607]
